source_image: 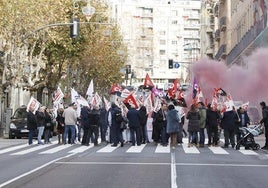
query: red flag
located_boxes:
[167,79,179,99]
[177,90,184,100]
[109,84,122,94]
[143,73,155,88]
[123,93,139,109]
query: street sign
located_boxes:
[174,62,180,69]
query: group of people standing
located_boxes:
[27,105,55,145]
[27,99,268,150]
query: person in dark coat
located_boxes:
[186,104,200,147]
[27,106,37,145]
[81,105,91,146]
[220,107,239,148]
[152,103,168,146]
[139,106,148,144]
[260,101,268,149]
[56,108,65,144]
[166,104,180,149]
[206,103,221,146]
[44,108,53,144]
[88,106,100,146]
[99,107,108,143]
[108,103,124,147]
[35,106,46,145]
[127,104,141,146]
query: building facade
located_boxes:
[107,0,202,90]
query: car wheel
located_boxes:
[9,133,15,139]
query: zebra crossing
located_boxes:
[0,138,266,156]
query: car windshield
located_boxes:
[13,108,27,119]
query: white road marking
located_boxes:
[126,144,146,153]
[96,144,119,153]
[182,143,200,154]
[39,143,73,154]
[68,145,94,153]
[10,141,57,155]
[155,144,170,153]
[208,146,229,154]
[171,151,178,188]
[0,144,30,154]
[238,149,259,155]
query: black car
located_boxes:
[9,106,37,139]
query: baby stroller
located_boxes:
[235,124,262,150]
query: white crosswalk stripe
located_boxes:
[0,143,30,154]
[39,143,73,154]
[208,146,229,155]
[182,143,200,154]
[11,141,57,155]
[155,144,170,153]
[126,144,146,153]
[68,145,94,153]
[97,144,119,153]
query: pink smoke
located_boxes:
[190,47,268,107]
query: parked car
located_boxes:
[9,106,33,139]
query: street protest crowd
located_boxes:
[26,74,268,150]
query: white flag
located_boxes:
[86,79,94,96]
[53,86,64,105]
[26,97,41,114]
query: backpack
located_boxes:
[115,109,123,123]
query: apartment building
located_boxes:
[107,0,202,89]
[214,0,268,66]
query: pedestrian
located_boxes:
[186,104,200,147]
[81,105,91,146]
[35,106,46,145]
[108,102,124,147]
[260,101,268,149]
[99,106,108,144]
[236,107,250,144]
[127,104,141,146]
[139,105,148,144]
[56,108,65,144]
[152,103,168,146]
[88,106,100,146]
[27,105,37,145]
[197,102,206,147]
[166,104,180,149]
[206,103,221,146]
[44,108,53,144]
[220,107,239,148]
[62,103,77,145]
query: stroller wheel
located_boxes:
[253,144,260,150]
[235,144,240,150]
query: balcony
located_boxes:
[215,44,226,60]
[220,16,227,31]
[215,29,220,41]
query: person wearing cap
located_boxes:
[62,103,78,145]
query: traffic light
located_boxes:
[168,59,173,69]
[70,18,80,38]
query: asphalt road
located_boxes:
[0,136,268,188]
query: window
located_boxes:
[160,40,166,45]
[160,50,166,55]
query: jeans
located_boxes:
[28,129,35,145]
[188,131,198,144]
[37,126,44,144]
[199,128,205,145]
[63,125,76,144]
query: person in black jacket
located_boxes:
[27,106,37,145]
[206,104,221,146]
[88,106,100,146]
[236,107,250,144]
[139,106,148,144]
[260,101,268,149]
[127,104,141,146]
